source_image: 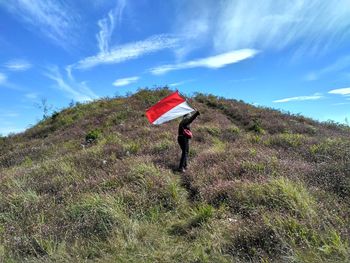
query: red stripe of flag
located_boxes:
[146,91,185,123]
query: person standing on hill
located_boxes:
[178,110,200,172]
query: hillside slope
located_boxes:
[0,88,349,263]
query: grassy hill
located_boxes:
[0,88,349,262]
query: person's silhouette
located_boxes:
[177,110,200,172]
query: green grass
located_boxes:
[267,133,306,148]
[208,177,316,218]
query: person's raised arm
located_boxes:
[183,110,200,125]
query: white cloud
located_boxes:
[328,87,350,96]
[0,0,79,48]
[71,2,177,71]
[151,49,258,75]
[97,0,126,54]
[44,66,97,102]
[0,73,7,85]
[97,11,115,54]
[177,0,350,55]
[5,59,32,71]
[168,79,194,87]
[273,93,323,103]
[113,76,139,87]
[74,34,179,70]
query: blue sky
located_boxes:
[1,0,350,135]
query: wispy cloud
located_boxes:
[168,79,195,87]
[0,0,79,48]
[74,34,179,70]
[97,11,115,54]
[151,49,258,75]
[44,66,97,102]
[71,2,178,70]
[306,55,350,81]
[0,73,7,85]
[4,59,32,71]
[328,87,350,96]
[113,76,139,87]
[177,1,350,55]
[96,0,126,54]
[273,93,323,103]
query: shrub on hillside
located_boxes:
[309,138,350,162]
[51,111,59,120]
[225,220,282,261]
[85,129,102,143]
[0,143,51,168]
[66,194,119,239]
[197,125,221,137]
[132,88,172,108]
[194,93,224,110]
[205,178,315,218]
[221,126,240,141]
[121,162,186,213]
[123,141,140,155]
[311,162,350,199]
[109,111,129,125]
[267,215,350,262]
[152,139,172,153]
[267,133,306,149]
[170,204,214,235]
[248,119,265,134]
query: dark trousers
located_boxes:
[178,136,189,169]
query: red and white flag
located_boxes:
[146,91,194,125]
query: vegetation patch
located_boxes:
[267,133,306,148]
[309,138,350,162]
[85,129,102,143]
[206,177,316,218]
[266,215,350,262]
[225,222,282,261]
[66,194,120,240]
[198,125,221,137]
[170,204,214,235]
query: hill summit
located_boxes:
[0,88,349,262]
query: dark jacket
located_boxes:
[178,111,200,136]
